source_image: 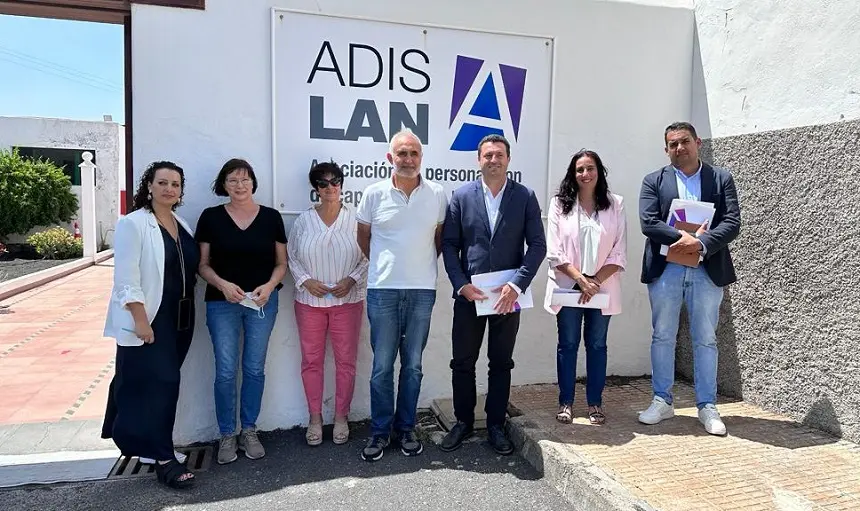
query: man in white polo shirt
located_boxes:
[356,129,447,462]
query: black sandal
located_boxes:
[154,459,195,489]
[588,405,606,425]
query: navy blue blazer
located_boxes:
[639,162,741,287]
[442,179,547,300]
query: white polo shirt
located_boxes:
[356,176,448,289]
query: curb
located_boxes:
[507,415,657,511]
[0,250,113,302]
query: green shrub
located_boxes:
[0,149,78,241]
[27,227,83,260]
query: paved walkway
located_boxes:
[509,380,860,511]
[0,263,114,425]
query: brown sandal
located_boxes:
[588,405,606,425]
[556,404,573,424]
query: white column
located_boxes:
[79,152,98,258]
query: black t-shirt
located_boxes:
[195,204,287,302]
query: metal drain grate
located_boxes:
[181,446,213,472]
[108,445,214,479]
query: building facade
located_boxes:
[121,0,858,443]
[0,116,124,248]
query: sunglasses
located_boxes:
[315,177,343,189]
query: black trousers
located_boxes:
[450,299,520,428]
[102,308,193,460]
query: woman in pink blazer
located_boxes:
[543,149,627,425]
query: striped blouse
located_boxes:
[287,204,368,307]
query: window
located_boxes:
[15,147,96,186]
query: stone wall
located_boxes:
[676,119,860,442]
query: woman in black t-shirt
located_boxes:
[196,158,287,465]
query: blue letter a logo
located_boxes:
[448,55,527,151]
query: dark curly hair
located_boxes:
[556,150,611,215]
[131,161,185,212]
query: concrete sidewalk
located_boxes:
[507,379,860,511]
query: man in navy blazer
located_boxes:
[638,122,741,436]
[440,134,547,455]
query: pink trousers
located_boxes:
[294,300,364,417]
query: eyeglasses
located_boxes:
[315,177,343,189]
[226,178,253,187]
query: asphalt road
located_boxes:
[0,424,570,511]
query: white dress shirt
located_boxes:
[482,178,507,236]
[288,204,368,307]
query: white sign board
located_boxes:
[272,9,553,213]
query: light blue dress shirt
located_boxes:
[673,162,708,254]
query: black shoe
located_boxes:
[439,422,474,452]
[487,424,514,455]
[394,430,424,457]
[360,435,389,462]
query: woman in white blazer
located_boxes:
[101,161,199,489]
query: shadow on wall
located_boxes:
[803,397,843,438]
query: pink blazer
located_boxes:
[543,194,627,316]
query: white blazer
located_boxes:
[103,208,194,346]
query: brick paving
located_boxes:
[509,380,860,510]
[0,263,114,425]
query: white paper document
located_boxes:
[470,269,533,317]
[659,199,715,257]
[550,288,610,309]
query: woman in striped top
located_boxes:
[288,161,368,446]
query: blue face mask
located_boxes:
[323,283,337,299]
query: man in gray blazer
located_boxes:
[638,121,741,436]
[440,134,546,455]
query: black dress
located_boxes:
[102,224,200,460]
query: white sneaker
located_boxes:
[139,450,187,465]
[638,396,675,425]
[698,404,727,436]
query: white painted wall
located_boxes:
[131,0,694,443]
[692,0,860,138]
[0,116,123,247]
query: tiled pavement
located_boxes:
[509,380,860,511]
[0,263,115,425]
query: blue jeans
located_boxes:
[556,307,611,406]
[206,292,279,435]
[366,288,436,437]
[648,263,723,409]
